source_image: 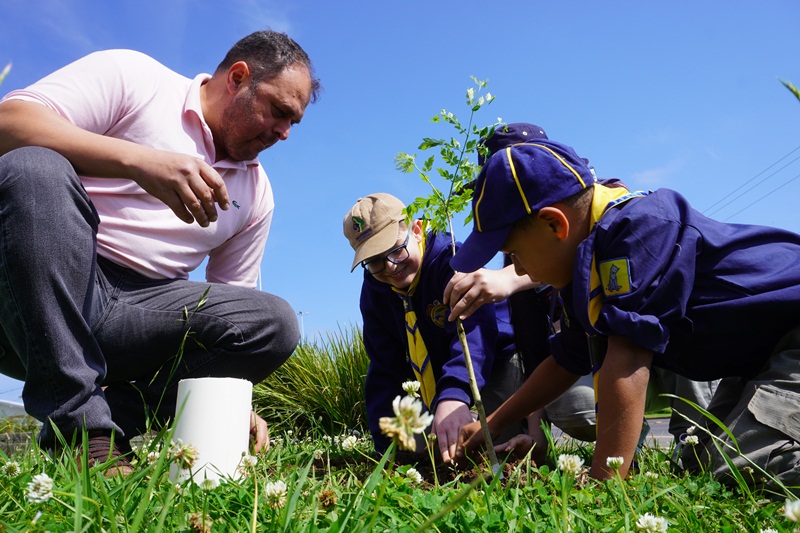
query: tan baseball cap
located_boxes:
[343,193,405,272]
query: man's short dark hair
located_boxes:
[216,30,321,103]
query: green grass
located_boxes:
[0,426,795,532]
[1,327,798,532]
[253,324,369,436]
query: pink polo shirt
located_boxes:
[1,49,274,287]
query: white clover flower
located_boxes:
[785,498,800,522]
[606,456,624,470]
[557,454,584,476]
[635,512,668,533]
[26,472,54,504]
[199,477,218,491]
[322,435,332,443]
[644,471,659,480]
[169,439,199,470]
[685,435,699,446]
[378,395,434,451]
[406,468,423,485]
[760,528,778,533]
[188,511,213,533]
[341,435,358,452]
[241,454,258,469]
[264,480,288,509]
[686,425,696,435]
[313,449,324,460]
[2,460,21,477]
[146,450,160,465]
[402,380,421,398]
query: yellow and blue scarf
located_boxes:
[392,232,437,409]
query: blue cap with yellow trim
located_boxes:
[478,123,548,165]
[451,139,596,273]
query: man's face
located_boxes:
[501,217,575,289]
[217,65,312,161]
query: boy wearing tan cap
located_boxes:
[343,193,526,462]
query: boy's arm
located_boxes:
[590,335,652,479]
[456,355,579,457]
[444,265,539,321]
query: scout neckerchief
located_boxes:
[584,184,649,412]
[392,231,436,409]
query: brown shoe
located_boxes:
[83,434,134,477]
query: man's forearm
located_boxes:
[0,100,145,180]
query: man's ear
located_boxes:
[537,206,570,240]
[226,61,251,95]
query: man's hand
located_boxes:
[131,150,230,227]
[432,400,473,463]
[444,266,538,321]
[250,411,270,453]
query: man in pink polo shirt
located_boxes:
[0,30,321,470]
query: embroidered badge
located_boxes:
[427,300,447,328]
[599,258,632,296]
[352,216,365,232]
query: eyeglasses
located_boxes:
[361,231,412,274]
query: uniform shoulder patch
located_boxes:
[599,257,632,296]
[427,300,447,328]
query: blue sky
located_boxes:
[0,0,798,402]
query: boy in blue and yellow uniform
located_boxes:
[344,193,524,461]
[453,138,800,494]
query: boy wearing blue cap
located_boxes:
[453,137,800,492]
[446,123,719,455]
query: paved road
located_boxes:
[552,417,674,449]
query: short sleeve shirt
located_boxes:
[1,49,274,287]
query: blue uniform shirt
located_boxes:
[551,188,800,381]
[360,231,517,451]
